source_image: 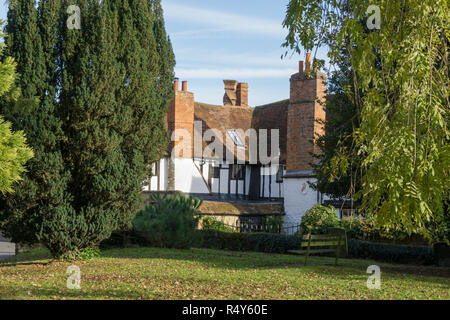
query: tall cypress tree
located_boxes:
[0,0,70,247]
[0,0,175,258]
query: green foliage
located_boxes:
[339,216,375,240]
[312,47,362,198]
[0,117,34,194]
[264,215,284,233]
[201,217,236,233]
[348,240,435,265]
[78,247,101,261]
[299,204,340,235]
[0,21,33,195]
[132,193,202,249]
[198,229,302,254]
[0,0,175,259]
[283,0,449,239]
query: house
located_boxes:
[144,55,327,228]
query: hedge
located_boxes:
[197,230,302,254]
[101,229,436,265]
[347,239,435,265]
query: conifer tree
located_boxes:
[0,0,69,247]
[0,0,175,258]
[0,21,34,195]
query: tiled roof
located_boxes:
[194,100,288,163]
[199,201,283,215]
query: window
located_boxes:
[276,166,284,183]
[209,164,220,179]
[227,130,245,149]
[230,164,245,180]
[151,162,159,177]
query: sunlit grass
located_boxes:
[0,247,448,300]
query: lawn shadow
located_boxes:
[99,246,450,286]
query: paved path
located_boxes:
[0,233,15,261]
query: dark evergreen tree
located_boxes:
[0,0,175,258]
[311,49,362,199]
[0,0,70,248]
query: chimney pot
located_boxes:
[174,78,179,91]
[305,53,311,72]
[299,61,304,73]
[182,81,187,92]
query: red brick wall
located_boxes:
[286,72,326,172]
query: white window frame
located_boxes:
[227,129,246,149]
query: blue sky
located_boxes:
[0,0,329,106]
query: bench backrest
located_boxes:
[301,228,348,254]
[301,233,344,248]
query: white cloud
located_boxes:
[163,3,284,38]
[175,67,294,79]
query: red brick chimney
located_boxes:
[223,80,238,106]
[236,82,248,107]
[168,81,195,159]
[174,78,179,91]
[286,57,327,174]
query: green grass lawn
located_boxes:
[0,247,449,300]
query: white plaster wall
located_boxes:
[161,158,168,191]
[150,175,158,191]
[174,158,210,194]
[283,177,320,226]
[219,165,229,194]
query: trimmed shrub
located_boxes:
[242,233,302,253]
[132,193,202,249]
[347,239,434,265]
[198,230,301,254]
[199,230,246,251]
[300,204,340,235]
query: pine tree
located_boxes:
[0,21,34,195]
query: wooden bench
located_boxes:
[287,228,348,266]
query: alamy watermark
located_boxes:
[366,5,381,30]
[366,265,381,290]
[171,120,281,167]
[66,265,81,290]
[67,5,81,30]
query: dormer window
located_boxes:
[227,129,245,149]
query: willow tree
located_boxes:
[283,0,449,240]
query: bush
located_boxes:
[348,239,434,265]
[264,215,284,233]
[338,216,378,240]
[199,230,246,251]
[78,247,101,260]
[300,205,340,235]
[201,217,236,233]
[198,230,301,254]
[132,193,202,249]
